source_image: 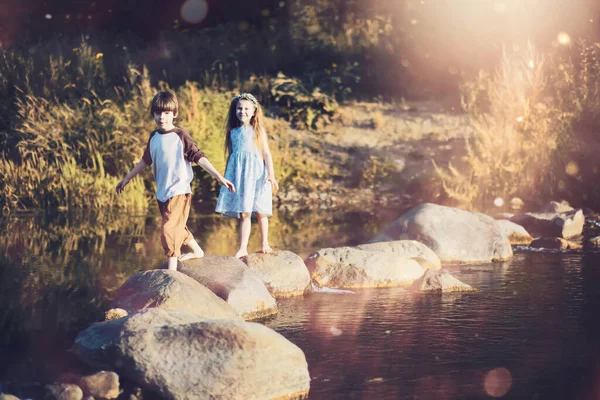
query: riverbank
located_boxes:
[272,99,472,214]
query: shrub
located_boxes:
[434,43,575,209]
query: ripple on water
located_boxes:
[265,252,600,399]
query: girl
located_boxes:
[215,93,279,258]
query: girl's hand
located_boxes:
[116,178,129,194]
[264,175,279,192]
[219,177,236,192]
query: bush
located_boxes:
[434,43,575,210]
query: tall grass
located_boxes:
[0,36,334,212]
[434,43,577,210]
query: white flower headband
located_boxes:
[233,93,258,106]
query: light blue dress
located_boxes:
[215,126,273,218]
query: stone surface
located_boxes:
[529,237,582,250]
[243,250,311,298]
[496,220,533,245]
[305,246,425,289]
[79,371,120,399]
[73,309,309,400]
[370,203,513,263]
[511,209,584,239]
[178,255,277,320]
[72,309,204,370]
[45,384,83,400]
[356,240,441,269]
[111,270,240,320]
[104,308,128,321]
[411,269,477,293]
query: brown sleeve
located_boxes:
[141,131,157,165]
[177,128,206,163]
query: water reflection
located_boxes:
[268,252,600,399]
[1,209,600,399]
[0,206,385,389]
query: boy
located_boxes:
[116,91,235,271]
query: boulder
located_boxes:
[529,237,582,250]
[356,240,441,269]
[79,371,120,400]
[411,269,477,293]
[511,209,584,239]
[111,270,240,320]
[305,247,425,289]
[44,384,83,400]
[370,203,513,263]
[243,251,311,298]
[104,308,128,321]
[178,255,277,320]
[73,309,309,400]
[496,220,533,245]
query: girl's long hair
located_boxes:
[224,97,266,161]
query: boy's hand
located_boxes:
[116,178,129,194]
[219,177,235,192]
[264,175,279,192]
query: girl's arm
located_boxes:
[197,157,236,192]
[116,159,148,193]
[261,128,279,191]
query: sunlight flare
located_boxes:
[180,0,208,25]
[557,32,571,46]
[484,368,512,397]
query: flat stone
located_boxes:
[243,250,311,298]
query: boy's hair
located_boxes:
[150,91,178,117]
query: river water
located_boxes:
[1,208,600,399]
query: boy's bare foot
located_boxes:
[179,250,204,261]
[235,249,248,259]
[260,244,273,254]
[167,257,178,271]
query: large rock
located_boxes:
[72,309,204,370]
[511,209,584,239]
[411,269,477,293]
[44,384,83,400]
[370,203,513,263]
[305,247,425,289]
[73,309,309,400]
[496,220,533,245]
[79,371,120,400]
[243,251,311,298]
[356,240,441,269]
[178,255,277,320]
[111,270,240,320]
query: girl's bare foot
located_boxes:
[179,250,204,261]
[260,244,273,254]
[235,249,248,259]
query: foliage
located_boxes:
[434,43,575,209]
[271,73,338,130]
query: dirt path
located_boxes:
[275,101,472,213]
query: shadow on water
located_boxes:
[2,207,600,400]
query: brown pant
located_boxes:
[157,194,194,258]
